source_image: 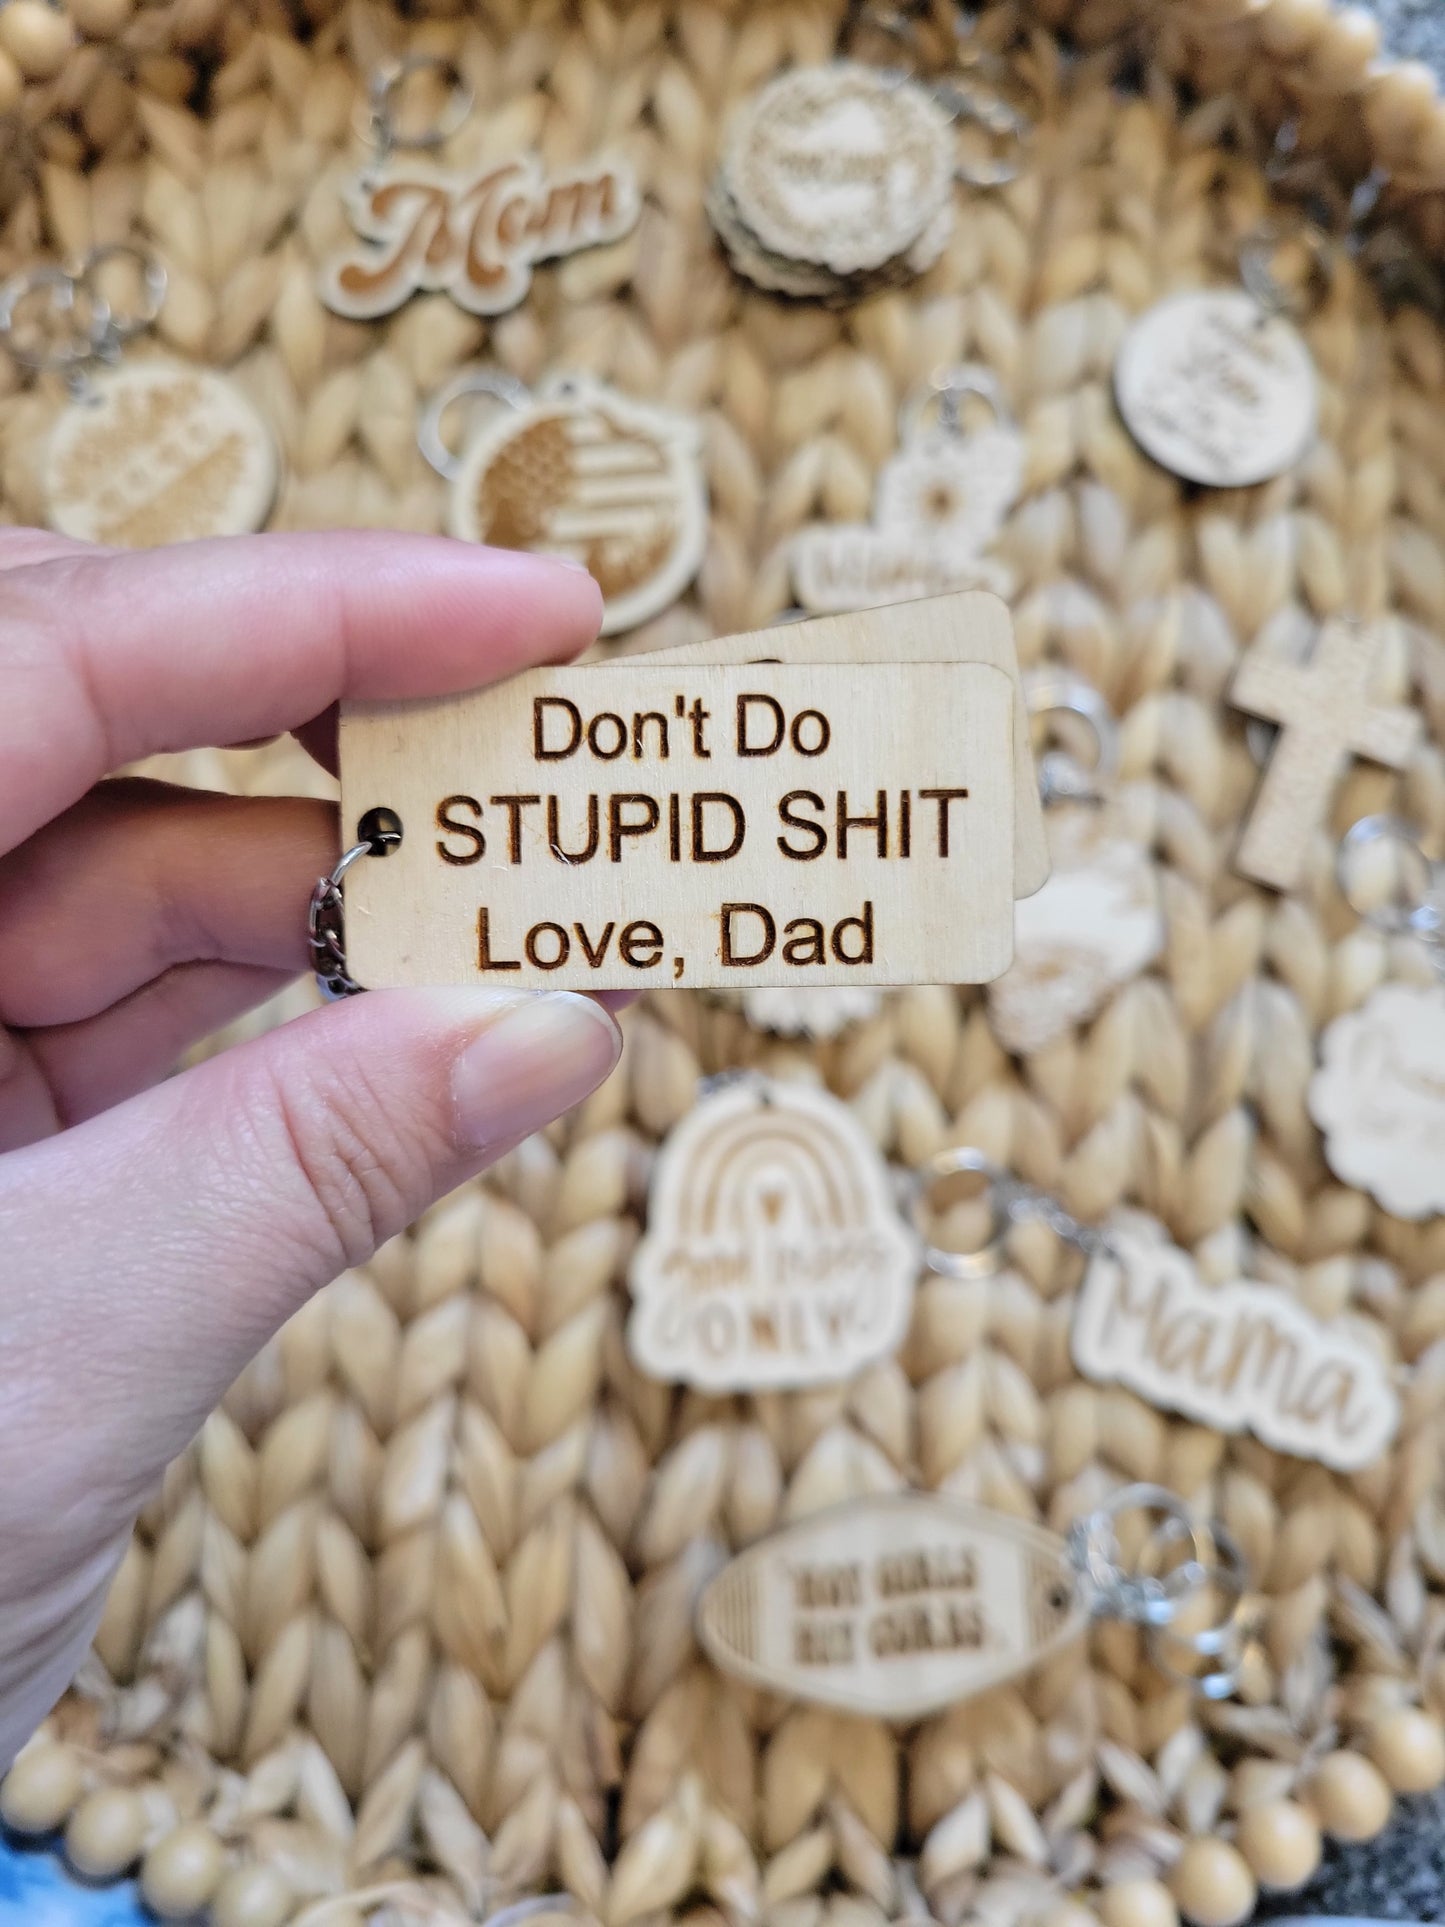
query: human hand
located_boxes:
[0,528,622,1768]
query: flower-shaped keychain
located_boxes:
[791,363,1023,612]
[418,367,707,635]
[987,674,1164,1054]
[1114,222,1326,488]
[1311,816,1445,1220]
[0,247,277,545]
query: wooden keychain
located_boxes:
[699,1474,1253,1719]
[318,54,640,320]
[417,366,707,635]
[1114,221,1329,488]
[914,1148,1400,1475]
[0,247,277,545]
[1310,815,1445,1222]
[987,673,1164,1054]
[791,363,1023,612]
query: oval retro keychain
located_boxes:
[0,248,277,545]
[1114,223,1326,488]
[419,367,707,635]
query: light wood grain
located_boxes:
[616,591,1048,897]
[340,659,1015,990]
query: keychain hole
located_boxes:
[358,806,404,853]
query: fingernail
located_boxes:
[452,992,621,1152]
[545,553,594,575]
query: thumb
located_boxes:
[0,985,620,1535]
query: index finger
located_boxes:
[0,531,602,857]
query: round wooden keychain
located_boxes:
[418,366,707,635]
[1310,815,1445,1222]
[1114,223,1328,488]
[0,246,277,545]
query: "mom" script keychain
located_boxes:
[0,248,277,545]
[319,55,640,319]
[1310,816,1445,1220]
[418,367,707,634]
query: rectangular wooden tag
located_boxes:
[340,660,1014,991]
[612,593,1048,899]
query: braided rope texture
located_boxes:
[4,2,1445,1925]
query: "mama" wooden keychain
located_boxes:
[319,56,640,319]
[791,365,1022,612]
[419,367,706,635]
[628,1074,919,1392]
[698,1482,1252,1717]
[0,248,277,545]
[1310,816,1445,1220]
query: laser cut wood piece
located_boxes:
[1072,1213,1400,1471]
[44,362,277,545]
[1311,982,1445,1220]
[1229,619,1422,890]
[696,1493,1084,1719]
[339,657,1015,991]
[629,592,1049,899]
[628,1077,919,1390]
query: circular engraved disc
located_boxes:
[724,64,953,277]
[45,362,278,546]
[1113,288,1318,488]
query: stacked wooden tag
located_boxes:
[338,590,1047,995]
[706,63,957,301]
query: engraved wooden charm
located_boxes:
[338,654,1017,991]
[1229,619,1421,891]
[628,1078,918,1390]
[1311,983,1445,1220]
[1113,289,1317,488]
[988,811,1163,1054]
[630,593,1050,901]
[319,155,640,318]
[44,362,277,545]
[696,1494,1084,1718]
[446,375,705,635]
[791,409,1021,612]
[1072,1215,1400,1471]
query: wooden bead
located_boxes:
[1257,0,1330,56]
[140,1823,226,1918]
[1310,1750,1393,1842]
[0,1743,83,1834]
[1309,4,1380,88]
[1098,1879,1179,1927]
[1170,1841,1257,1927]
[1042,1905,1100,1927]
[0,45,21,112]
[1236,1800,1322,1892]
[211,1863,296,1927]
[64,1786,147,1880]
[1369,1708,1445,1794]
[68,0,136,36]
[0,0,73,80]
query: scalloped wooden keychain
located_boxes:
[418,366,707,636]
[1309,816,1445,1221]
[0,247,277,544]
[986,674,1163,1054]
[792,364,1023,612]
[318,56,640,320]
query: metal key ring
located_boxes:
[1141,1512,1252,1699]
[1070,1483,1203,1629]
[930,73,1031,188]
[1336,814,1444,951]
[357,53,474,157]
[1026,672,1118,806]
[0,265,108,373]
[908,1146,1014,1278]
[418,366,531,480]
[899,361,1014,443]
[77,245,167,349]
[1239,220,1335,321]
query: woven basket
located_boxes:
[3,3,1445,1925]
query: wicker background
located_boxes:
[4,2,1445,1924]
